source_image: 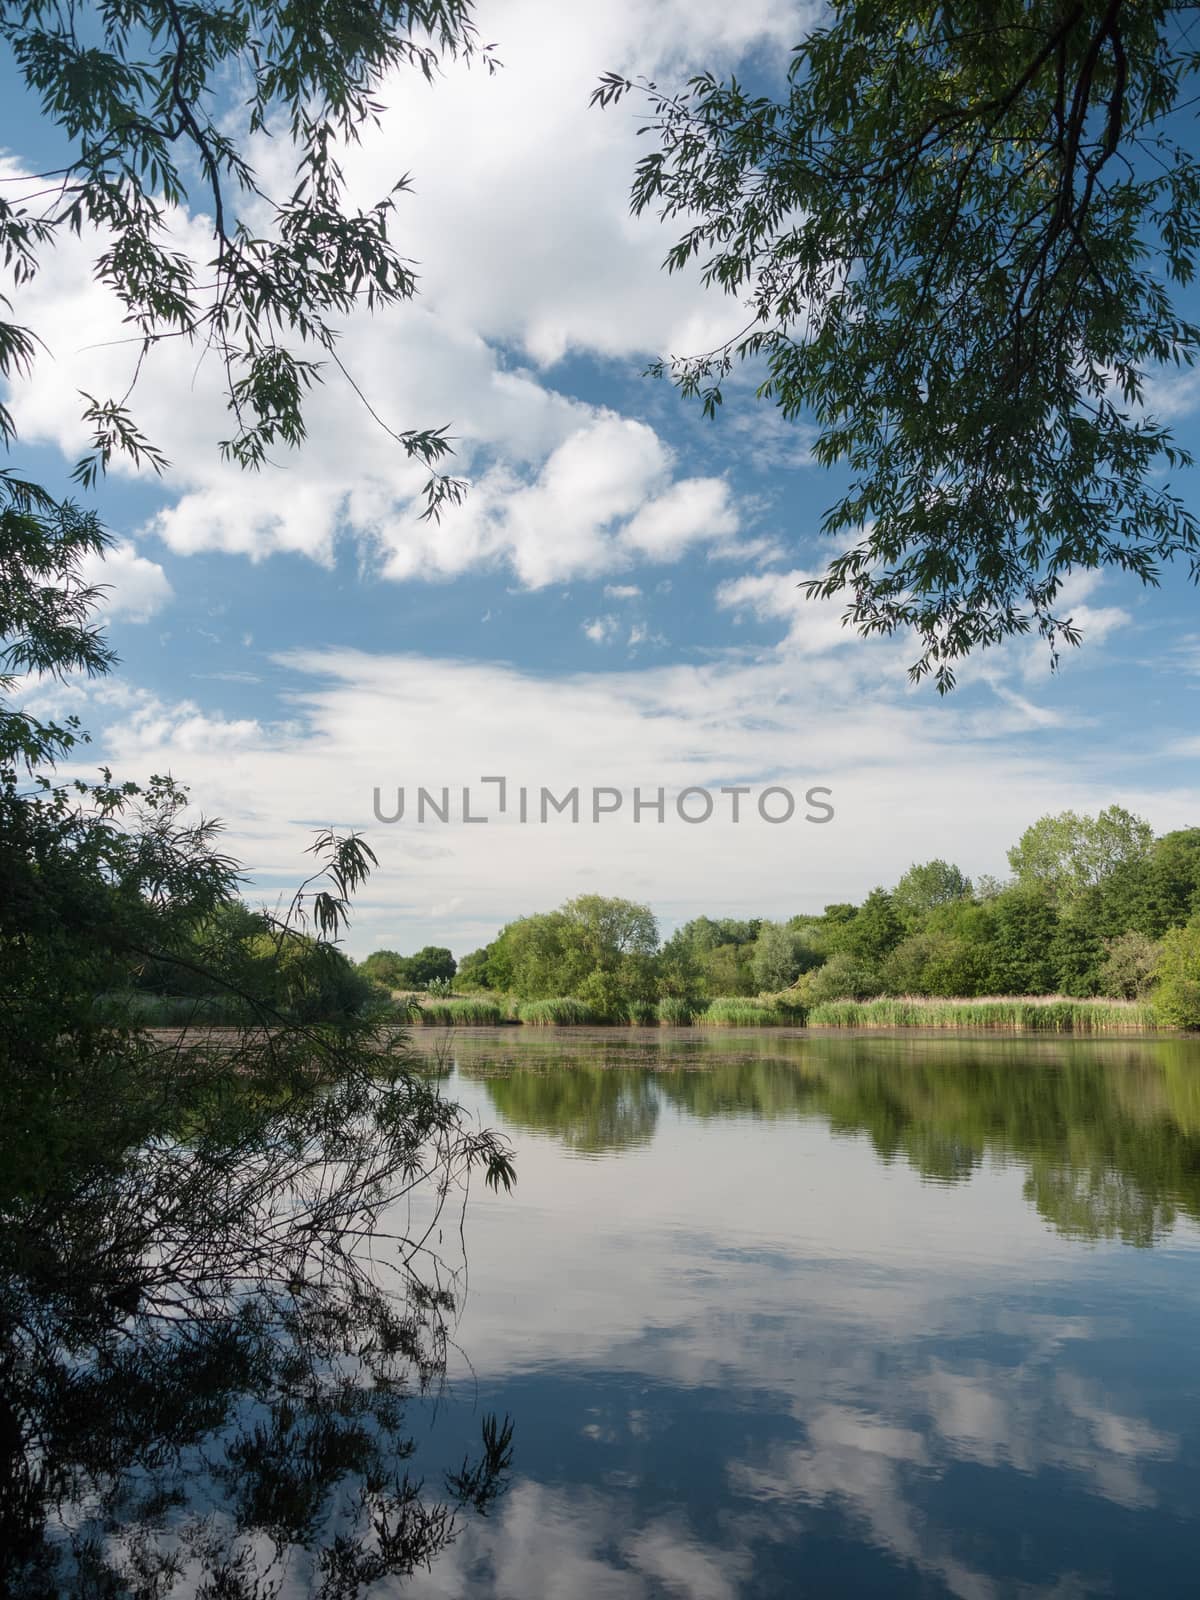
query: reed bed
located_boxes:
[623,1000,659,1025]
[516,997,606,1026]
[413,998,505,1026]
[807,996,1157,1031]
[656,996,707,1025]
[696,997,805,1028]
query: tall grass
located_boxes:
[656,996,707,1025]
[414,998,505,1026]
[697,996,805,1027]
[516,997,605,1026]
[807,996,1157,1031]
[623,999,659,1025]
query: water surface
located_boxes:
[403,1028,1200,1599]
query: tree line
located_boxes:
[361,807,1200,1025]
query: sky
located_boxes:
[4,0,1200,959]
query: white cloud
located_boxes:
[604,584,642,599]
[0,0,816,584]
[583,615,620,644]
[53,625,1200,959]
[78,540,173,623]
[715,568,856,656]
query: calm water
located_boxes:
[399,1028,1200,1600]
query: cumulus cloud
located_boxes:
[0,0,815,585]
[78,540,174,623]
[51,620,1200,959]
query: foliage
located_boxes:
[0,0,497,516]
[1144,828,1200,934]
[1007,806,1155,903]
[658,915,760,997]
[598,4,1200,686]
[1098,929,1162,1000]
[1049,908,1105,996]
[362,945,457,990]
[749,919,821,990]
[798,950,885,1004]
[835,886,905,966]
[1151,920,1200,1028]
[455,946,494,989]
[891,859,972,927]
[987,885,1060,993]
[490,896,658,1005]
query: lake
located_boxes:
[398,1027,1200,1599]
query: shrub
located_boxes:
[1098,930,1162,1000]
[1152,922,1200,1029]
[799,951,884,1005]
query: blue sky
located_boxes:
[5,0,1200,959]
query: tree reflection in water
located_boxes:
[0,1028,515,1597]
[449,1032,1200,1246]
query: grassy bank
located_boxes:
[807,996,1158,1031]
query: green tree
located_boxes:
[1152,920,1200,1028]
[988,886,1059,994]
[597,4,1200,687]
[1145,828,1200,934]
[489,896,658,1009]
[658,915,760,997]
[839,887,904,967]
[1049,910,1104,997]
[1098,930,1162,1000]
[1,0,493,513]
[749,920,819,991]
[456,946,494,989]
[360,949,408,989]
[891,860,972,928]
[801,950,884,1004]
[1007,807,1154,904]
[397,945,457,988]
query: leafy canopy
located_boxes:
[597,2,1200,688]
[1,0,495,510]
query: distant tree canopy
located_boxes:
[361,945,456,991]
[598,2,1200,687]
[484,895,659,1013]
[1008,806,1155,902]
[430,813,1200,1021]
[892,860,972,926]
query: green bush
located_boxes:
[799,951,884,1004]
[1152,922,1200,1028]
